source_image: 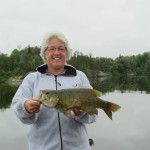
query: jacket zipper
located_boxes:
[54,75,63,150]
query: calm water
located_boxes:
[0,76,150,150]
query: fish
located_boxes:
[38,88,121,120]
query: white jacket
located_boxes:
[11,64,96,150]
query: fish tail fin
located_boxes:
[104,102,121,120]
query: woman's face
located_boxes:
[44,38,67,71]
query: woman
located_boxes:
[11,31,96,150]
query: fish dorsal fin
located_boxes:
[88,89,102,97]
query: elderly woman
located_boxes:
[11,31,96,150]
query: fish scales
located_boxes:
[39,88,121,120]
[56,89,99,109]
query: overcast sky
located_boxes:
[0,0,150,58]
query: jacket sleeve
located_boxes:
[75,71,97,124]
[11,73,38,124]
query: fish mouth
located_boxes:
[39,93,47,102]
[39,92,43,100]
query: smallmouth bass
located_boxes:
[39,88,121,120]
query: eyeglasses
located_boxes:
[46,47,66,53]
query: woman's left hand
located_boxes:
[71,108,84,118]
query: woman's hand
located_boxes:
[24,97,41,114]
[71,108,84,118]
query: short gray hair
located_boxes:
[40,31,71,63]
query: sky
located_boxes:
[0,0,150,58]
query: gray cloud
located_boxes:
[0,0,150,58]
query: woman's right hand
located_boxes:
[24,97,42,114]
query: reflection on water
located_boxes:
[90,75,150,94]
[0,76,150,150]
[0,83,18,110]
[87,91,150,150]
[1,76,150,110]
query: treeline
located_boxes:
[0,46,43,81]
[0,46,150,81]
[67,50,150,77]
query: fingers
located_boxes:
[32,97,42,104]
[24,97,41,114]
[71,108,84,118]
[70,110,76,119]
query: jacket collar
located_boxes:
[36,64,77,76]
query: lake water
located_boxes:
[0,76,150,150]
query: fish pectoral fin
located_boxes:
[87,108,98,115]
